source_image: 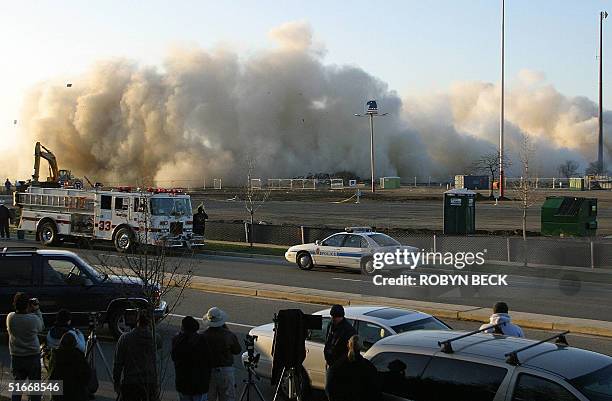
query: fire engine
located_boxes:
[13,186,203,252]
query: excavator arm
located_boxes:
[33,142,60,183]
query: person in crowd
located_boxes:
[480,301,525,337]
[48,333,91,401]
[46,309,86,353]
[6,293,45,401]
[201,307,241,401]
[193,204,208,237]
[113,310,161,401]
[172,316,212,401]
[5,178,11,193]
[324,304,357,367]
[325,335,381,401]
[0,200,10,239]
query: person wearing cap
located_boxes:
[324,305,356,368]
[172,316,212,401]
[193,203,208,237]
[0,200,10,239]
[201,307,241,401]
[46,309,86,353]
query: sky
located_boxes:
[0,0,610,157]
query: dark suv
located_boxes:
[0,248,168,338]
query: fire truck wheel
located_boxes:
[38,221,58,246]
[114,227,134,253]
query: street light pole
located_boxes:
[355,100,388,194]
[598,11,608,174]
[369,114,375,193]
[499,0,505,198]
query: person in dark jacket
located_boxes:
[201,307,241,401]
[172,316,212,401]
[46,309,86,353]
[113,311,161,401]
[326,335,381,401]
[48,333,91,401]
[0,201,10,239]
[193,204,208,237]
[324,305,357,367]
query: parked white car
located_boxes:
[242,306,450,395]
[284,227,419,275]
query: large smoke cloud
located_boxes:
[13,22,611,185]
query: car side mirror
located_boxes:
[315,240,320,245]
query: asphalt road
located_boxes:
[75,248,612,322]
[1,291,610,401]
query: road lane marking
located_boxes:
[168,313,255,329]
[332,277,367,282]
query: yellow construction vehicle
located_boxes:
[32,142,83,189]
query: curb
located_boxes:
[185,276,612,338]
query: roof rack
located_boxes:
[1,247,40,254]
[438,322,506,353]
[505,331,569,366]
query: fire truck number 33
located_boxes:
[98,221,112,231]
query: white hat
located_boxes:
[204,307,227,327]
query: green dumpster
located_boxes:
[443,189,476,235]
[541,196,597,237]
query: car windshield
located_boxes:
[391,317,450,333]
[70,254,105,281]
[569,363,612,401]
[150,197,192,217]
[369,233,401,247]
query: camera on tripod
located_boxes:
[243,334,260,368]
[88,312,100,331]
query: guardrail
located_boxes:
[205,221,612,269]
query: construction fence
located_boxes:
[205,221,612,269]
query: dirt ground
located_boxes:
[191,187,612,235]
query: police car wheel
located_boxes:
[361,257,376,275]
[296,252,314,270]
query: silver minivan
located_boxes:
[365,330,612,401]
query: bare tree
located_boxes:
[87,193,195,400]
[585,161,607,176]
[243,156,270,247]
[471,150,511,198]
[558,160,579,178]
[516,134,537,241]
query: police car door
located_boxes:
[340,234,367,268]
[314,234,346,266]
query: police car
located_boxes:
[285,227,419,275]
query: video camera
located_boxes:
[244,334,260,368]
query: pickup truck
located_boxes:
[0,247,167,338]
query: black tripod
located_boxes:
[85,313,113,379]
[239,362,266,401]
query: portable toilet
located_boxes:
[541,196,597,237]
[380,176,401,189]
[443,189,476,235]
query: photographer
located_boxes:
[171,316,212,401]
[46,309,86,353]
[324,305,356,367]
[6,293,45,401]
[48,333,91,401]
[202,307,241,401]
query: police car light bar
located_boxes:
[345,226,372,233]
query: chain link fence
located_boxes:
[204,221,612,268]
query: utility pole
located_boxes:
[499,0,505,198]
[598,11,608,174]
[355,100,388,194]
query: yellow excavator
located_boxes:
[32,142,83,189]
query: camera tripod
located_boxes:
[239,362,266,401]
[85,315,113,379]
[272,366,304,401]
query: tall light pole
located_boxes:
[499,0,506,198]
[598,11,608,174]
[355,100,388,193]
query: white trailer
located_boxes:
[14,186,203,252]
